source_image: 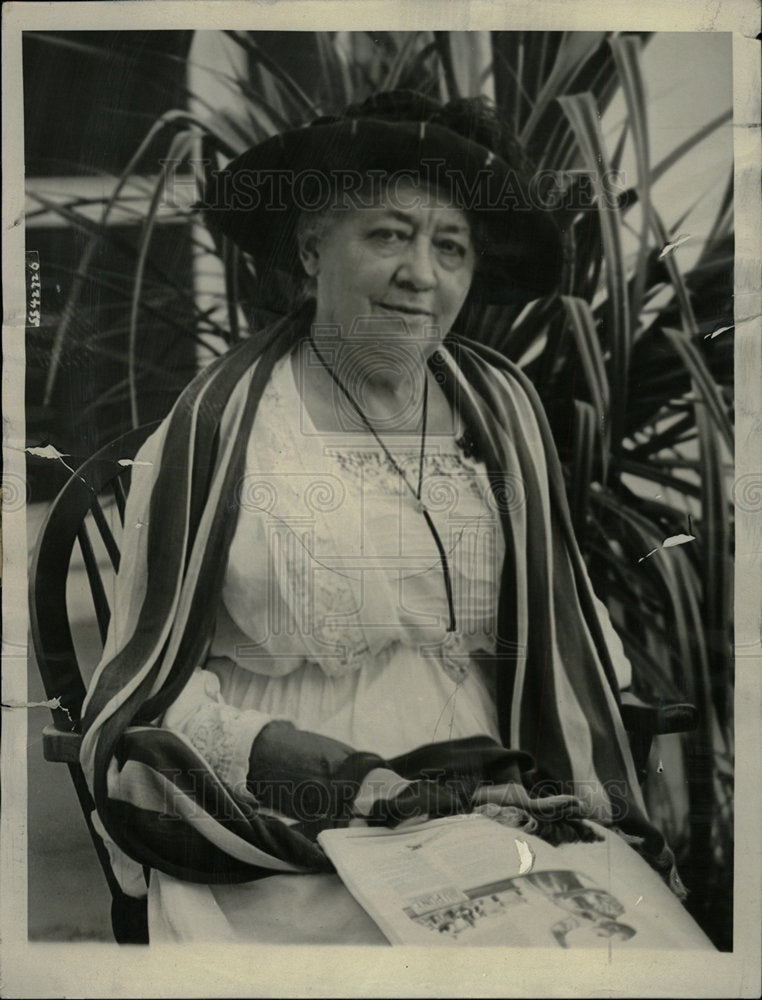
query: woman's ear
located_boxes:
[298,233,320,277]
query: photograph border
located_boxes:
[2,2,760,997]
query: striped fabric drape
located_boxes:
[80,307,683,893]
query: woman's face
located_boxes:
[301,180,476,349]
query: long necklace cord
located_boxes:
[421,507,456,633]
[309,337,457,635]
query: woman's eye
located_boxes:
[436,239,467,257]
[369,228,408,244]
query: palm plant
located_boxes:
[26,29,734,948]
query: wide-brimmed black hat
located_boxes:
[203,91,564,303]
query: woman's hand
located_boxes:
[355,769,464,828]
[472,782,603,845]
[351,768,414,822]
[472,782,587,819]
[356,777,589,831]
[247,721,387,824]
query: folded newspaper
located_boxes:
[318,814,712,948]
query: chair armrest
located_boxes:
[620,692,698,736]
[619,693,698,784]
[43,725,83,763]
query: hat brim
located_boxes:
[203,118,563,301]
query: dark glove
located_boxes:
[389,735,534,804]
[364,778,463,826]
[247,720,386,825]
[367,737,535,827]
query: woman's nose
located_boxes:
[394,238,436,290]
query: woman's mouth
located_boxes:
[376,302,433,317]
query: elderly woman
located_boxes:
[80,91,712,946]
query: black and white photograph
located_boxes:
[2,1,760,997]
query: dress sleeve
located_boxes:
[162,676,403,826]
[161,668,272,799]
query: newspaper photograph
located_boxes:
[1,1,760,998]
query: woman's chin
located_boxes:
[357,308,445,344]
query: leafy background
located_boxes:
[24,30,734,948]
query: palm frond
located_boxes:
[558,92,631,446]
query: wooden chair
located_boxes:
[29,422,158,944]
[28,420,697,943]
